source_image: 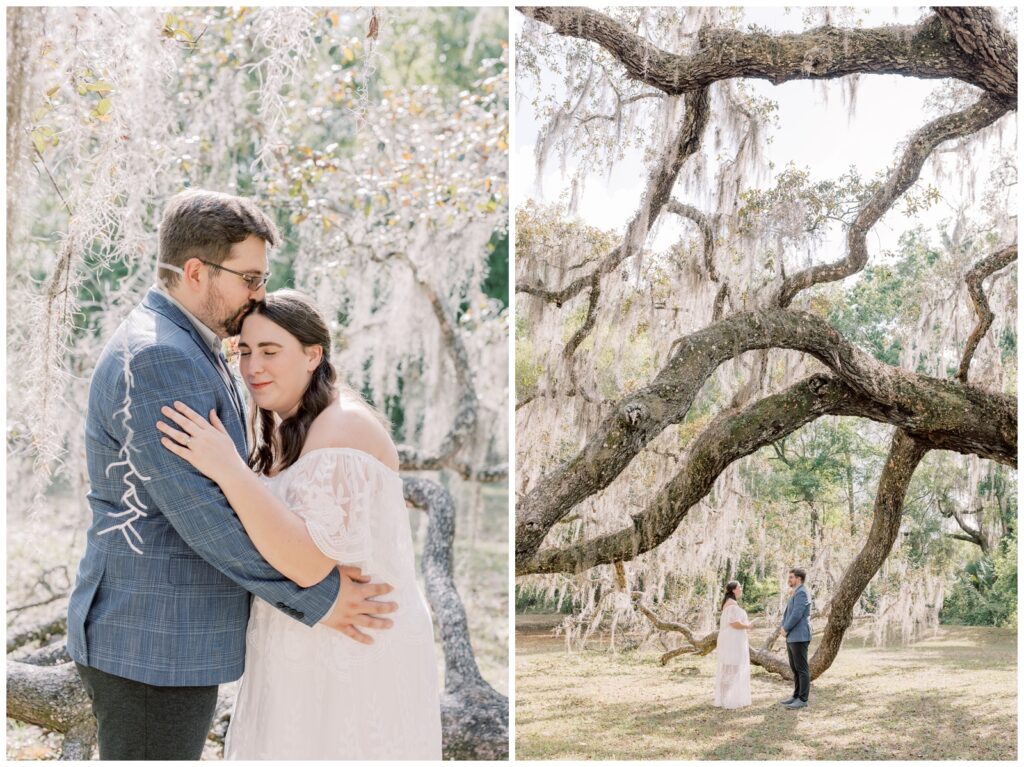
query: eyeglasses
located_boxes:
[198,260,271,291]
[158,261,271,291]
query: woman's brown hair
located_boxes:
[243,289,389,476]
[721,580,740,609]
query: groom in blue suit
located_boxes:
[779,567,812,709]
[67,190,397,759]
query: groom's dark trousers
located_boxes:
[786,641,810,702]
[76,663,218,760]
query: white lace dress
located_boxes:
[713,602,752,709]
[224,448,442,760]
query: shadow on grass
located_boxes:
[697,680,868,760]
[515,621,1017,760]
[826,686,1016,760]
[886,630,1018,673]
[521,657,1015,759]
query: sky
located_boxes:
[513,6,1014,259]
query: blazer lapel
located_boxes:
[142,289,248,452]
[215,351,246,422]
[221,355,252,451]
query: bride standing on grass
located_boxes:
[714,580,754,709]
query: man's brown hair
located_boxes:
[789,567,806,583]
[157,189,279,287]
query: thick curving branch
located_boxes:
[449,460,509,484]
[521,377,872,574]
[20,641,73,667]
[7,615,67,654]
[6,658,97,759]
[938,498,988,553]
[518,7,1016,103]
[948,530,986,548]
[808,429,927,678]
[633,597,717,660]
[933,6,1018,107]
[403,477,508,760]
[956,243,1017,382]
[516,308,1017,567]
[562,272,601,360]
[394,253,479,473]
[778,93,1010,307]
[517,86,711,308]
[666,199,716,280]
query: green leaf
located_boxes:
[95,98,112,116]
[87,81,114,94]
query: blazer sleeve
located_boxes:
[782,589,810,632]
[107,343,340,626]
[799,589,812,624]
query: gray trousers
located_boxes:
[75,662,219,760]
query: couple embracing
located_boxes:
[66,190,441,760]
[714,568,812,710]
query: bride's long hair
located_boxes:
[242,289,389,476]
[721,580,740,609]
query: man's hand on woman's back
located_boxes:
[319,565,398,644]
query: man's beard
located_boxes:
[223,301,254,336]
[202,285,254,337]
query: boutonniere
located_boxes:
[222,337,240,365]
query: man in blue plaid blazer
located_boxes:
[67,190,397,759]
[780,567,812,709]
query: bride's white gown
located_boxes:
[224,448,442,760]
[713,602,752,709]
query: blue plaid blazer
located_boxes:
[67,288,341,686]
[782,584,812,643]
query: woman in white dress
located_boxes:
[156,289,442,759]
[714,580,753,709]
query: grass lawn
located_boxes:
[515,613,1016,760]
